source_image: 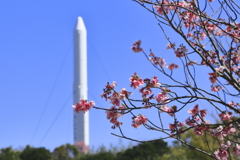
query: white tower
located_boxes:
[73,17,89,146]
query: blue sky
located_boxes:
[0,0,222,151]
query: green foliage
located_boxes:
[80,151,115,160]
[19,145,51,160]
[162,127,220,160]
[160,147,188,160]
[0,147,21,160]
[116,139,169,160]
[78,145,114,160]
[52,143,80,160]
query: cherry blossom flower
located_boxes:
[178,122,184,127]
[166,42,176,49]
[72,100,95,113]
[222,124,236,135]
[188,104,200,116]
[215,29,223,36]
[132,115,148,128]
[131,40,143,53]
[154,4,170,15]
[228,101,234,107]
[174,50,185,57]
[209,73,218,84]
[214,149,228,160]
[234,144,240,156]
[149,54,166,67]
[219,112,232,121]
[119,88,132,100]
[166,63,179,70]
[215,66,225,72]
[140,88,152,98]
[159,105,169,113]
[186,117,195,127]
[130,73,144,89]
[169,123,177,130]
[150,76,161,87]
[200,31,206,40]
[167,108,175,117]
[200,109,207,117]
[159,105,176,117]
[156,93,168,104]
[106,106,123,120]
[194,126,204,136]
[211,86,222,92]
[110,96,120,106]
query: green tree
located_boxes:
[80,152,115,160]
[79,145,115,160]
[52,143,80,160]
[160,147,188,160]
[162,127,219,160]
[0,147,21,160]
[116,139,169,160]
[19,145,51,160]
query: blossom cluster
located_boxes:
[72,100,95,113]
[131,40,143,53]
[132,115,148,128]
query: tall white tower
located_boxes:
[73,17,89,146]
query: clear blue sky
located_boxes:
[0,0,217,151]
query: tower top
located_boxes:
[75,17,86,31]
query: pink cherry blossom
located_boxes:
[200,109,207,117]
[211,86,222,92]
[178,122,184,127]
[215,66,225,72]
[131,40,143,53]
[194,126,204,136]
[187,33,193,37]
[169,123,177,130]
[228,101,234,107]
[143,89,152,96]
[166,63,179,70]
[132,123,140,128]
[132,115,148,128]
[219,112,232,121]
[188,104,200,116]
[130,73,144,89]
[222,124,236,135]
[72,100,95,113]
[174,49,185,57]
[156,93,168,104]
[166,42,176,49]
[209,73,218,84]
[159,105,169,113]
[106,106,123,120]
[149,54,166,67]
[167,108,175,117]
[200,31,206,40]
[150,76,161,87]
[159,105,176,117]
[114,121,123,128]
[110,96,120,106]
[185,117,195,127]
[215,29,223,36]
[119,88,132,100]
[154,4,170,15]
[234,144,240,156]
[214,149,228,160]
